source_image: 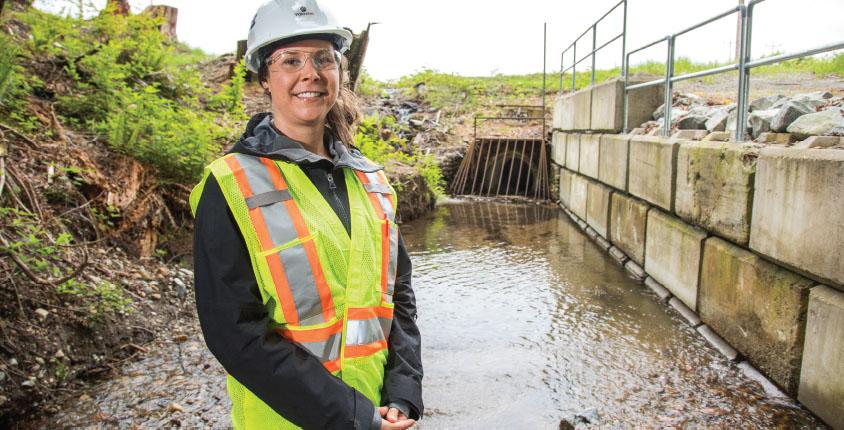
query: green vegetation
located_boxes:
[354,114,444,196]
[392,53,844,112]
[6,7,245,182]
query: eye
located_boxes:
[282,56,303,67]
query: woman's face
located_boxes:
[262,39,340,128]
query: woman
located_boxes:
[189,1,423,428]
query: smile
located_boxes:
[293,91,326,99]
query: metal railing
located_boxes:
[558,0,628,95]
[623,0,844,140]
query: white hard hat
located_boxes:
[245,0,353,73]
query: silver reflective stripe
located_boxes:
[245,189,292,209]
[386,222,399,300]
[364,183,392,194]
[346,318,386,346]
[299,331,342,362]
[377,193,395,222]
[278,243,324,324]
[379,316,392,341]
[235,155,298,247]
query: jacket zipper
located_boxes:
[326,170,350,235]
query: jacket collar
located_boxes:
[230,113,382,173]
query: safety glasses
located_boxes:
[265,49,342,73]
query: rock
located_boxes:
[173,334,189,343]
[9,358,17,366]
[749,108,778,138]
[151,293,162,301]
[34,357,45,365]
[21,379,35,388]
[706,109,730,132]
[792,136,843,149]
[653,104,689,121]
[830,126,844,137]
[756,132,794,145]
[34,308,49,321]
[749,95,786,112]
[703,131,731,142]
[54,349,65,359]
[167,402,184,413]
[791,91,833,110]
[0,395,6,407]
[676,114,709,130]
[78,394,91,401]
[786,108,844,139]
[0,371,5,382]
[178,268,193,278]
[771,101,814,132]
[173,277,185,289]
[671,130,709,140]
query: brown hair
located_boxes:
[258,55,361,147]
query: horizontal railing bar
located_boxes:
[748,0,768,7]
[594,0,625,27]
[670,63,739,83]
[628,36,669,56]
[572,33,624,67]
[560,0,625,56]
[474,117,546,121]
[745,41,844,69]
[625,78,664,91]
[675,6,742,38]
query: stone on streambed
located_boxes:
[771,101,814,132]
[787,108,844,139]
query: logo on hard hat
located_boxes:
[294,4,314,17]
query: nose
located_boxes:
[300,58,321,81]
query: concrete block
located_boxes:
[585,227,598,240]
[697,324,740,361]
[750,148,844,288]
[589,77,664,133]
[793,135,844,149]
[558,168,574,209]
[699,237,814,394]
[675,141,758,245]
[570,174,589,220]
[572,88,592,131]
[609,193,649,265]
[671,130,709,140]
[799,286,844,430]
[609,246,628,266]
[566,134,581,173]
[553,95,575,131]
[645,276,672,302]
[598,134,630,191]
[586,180,612,238]
[645,209,707,310]
[756,132,795,145]
[628,136,679,211]
[579,134,601,179]
[551,131,567,166]
[669,297,702,327]
[737,361,788,399]
[624,260,646,281]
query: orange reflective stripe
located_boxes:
[324,358,341,373]
[276,318,343,343]
[347,306,394,320]
[355,171,386,220]
[345,340,388,358]
[226,156,300,323]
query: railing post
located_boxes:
[735,4,750,142]
[559,52,565,96]
[623,52,630,133]
[663,35,675,137]
[572,43,577,91]
[591,24,597,85]
[621,0,628,77]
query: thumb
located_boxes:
[378,406,389,417]
[386,407,399,423]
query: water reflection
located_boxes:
[403,199,824,429]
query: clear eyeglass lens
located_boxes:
[268,49,340,72]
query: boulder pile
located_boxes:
[640,91,844,143]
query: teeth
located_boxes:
[296,92,323,98]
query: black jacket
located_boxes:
[192,113,423,429]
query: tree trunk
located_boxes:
[105,0,130,16]
[144,5,178,41]
[236,39,256,82]
[1,0,6,16]
[345,23,373,92]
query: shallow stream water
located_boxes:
[20,200,826,429]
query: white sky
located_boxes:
[35,0,844,81]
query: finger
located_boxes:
[386,407,399,423]
[383,419,416,430]
[397,412,407,421]
[378,406,389,417]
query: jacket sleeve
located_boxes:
[193,175,377,430]
[380,230,424,420]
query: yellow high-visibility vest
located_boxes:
[190,153,399,429]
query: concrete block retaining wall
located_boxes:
[552,130,844,429]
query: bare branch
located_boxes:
[0,233,89,286]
